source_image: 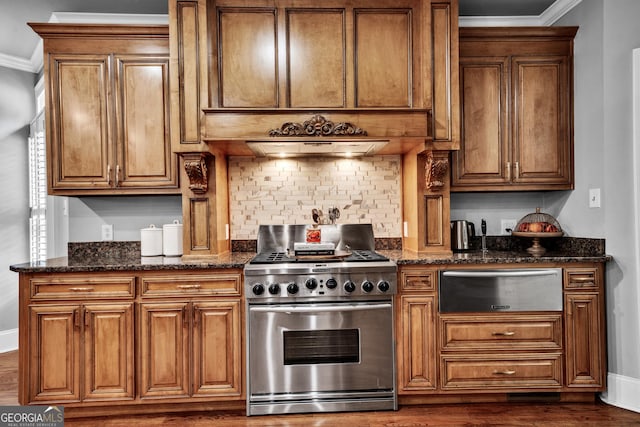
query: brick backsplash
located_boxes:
[229,155,402,240]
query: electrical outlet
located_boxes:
[101,224,114,241]
[501,219,517,235]
[589,188,601,208]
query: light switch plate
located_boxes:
[589,188,601,208]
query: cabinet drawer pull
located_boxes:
[69,287,94,292]
[571,277,595,283]
[177,284,202,290]
[115,165,121,187]
[493,370,516,375]
[506,162,511,181]
[492,331,515,336]
[107,165,112,185]
[514,161,520,179]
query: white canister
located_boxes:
[140,224,163,257]
[163,220,183,256]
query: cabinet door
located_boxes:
[511,55,572,186]
[28,305,81,403]
[113,55,177,189]
[140,302,190,398]
[192,300,242,397]
[83,303,135,401]
[452,56,510,187]
[397,295,437,392]
[48,54,112,191]
[565,293,605,388]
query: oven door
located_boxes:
[248,301,395,398]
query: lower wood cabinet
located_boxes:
[396,262,607,401]
[19,269,243,413]
[139,299,241,399]
[28,303,135,403]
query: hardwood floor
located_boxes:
[2,350,639,426]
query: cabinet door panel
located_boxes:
[218,9,278,107]
[115,56,177,188]
[192,300,242,397]
[140,302,190,398]
[83,303,134,401]
[512,56,571,184]
[397,295,437,392]
[287,9,345,108]
[355,9,411,107]
[29,305,80,403]
[565,293,604,388]
[453,57,509,185]
[50,55,111,189]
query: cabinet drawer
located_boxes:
[140,273,241,297]
[401,269,437,292]
[440,314,562,351]
[564,268,599,290]
[441,353,562,389]
[30,276,135,300]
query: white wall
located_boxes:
[0,65,35,349]
[68,196,182,242]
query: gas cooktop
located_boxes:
[248,249,389,264]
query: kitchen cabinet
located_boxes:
[396,262,606,404]
[564,267,606,388]
[30,24,178,195]
[18,269,243,415]
[452,27,577,192]
[23,274,135,404]
[138,272,243,399]
[396,267,438,392]
[170,0,459,152]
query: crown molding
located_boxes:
[460,0,582,27]
[4,12,168,73]
[0,52,34,73]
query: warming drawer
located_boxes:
[439,269,563,313]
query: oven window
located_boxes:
[283,329,360,365]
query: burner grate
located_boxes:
[266,252,287,262]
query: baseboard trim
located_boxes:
[0,328,18,353]
[600,373,640,413]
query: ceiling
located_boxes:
[0,0,571,73]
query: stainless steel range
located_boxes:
[244,224,397,416]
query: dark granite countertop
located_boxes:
[9,237,610,274]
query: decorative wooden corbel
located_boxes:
[424,151,449,190]
[182,152,211,194]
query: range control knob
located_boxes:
[305,278,318,290]
[344,280,356,293]
[287,283,299,295]
[252,284,265,296]
[326,278,338,289]
[378,280,390,292]
[268,283,281,295]
[362,280,374,293]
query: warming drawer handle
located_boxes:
[492,331,515,337]
[441,270,559,278]
[69,287,95,292]
[249,303,392,313]
[177,284,202,290]
[493,370,516,376]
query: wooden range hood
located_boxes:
[169,0,460,258]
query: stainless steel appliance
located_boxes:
[244,224,397,416]
[439,268,563,312]
[451,220,475,251]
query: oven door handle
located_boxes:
[441,269,559,278]
[249,303,392,313]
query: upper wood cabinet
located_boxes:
[30,24,179,195]
[451,27,577,192]
[169,0,460,154]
